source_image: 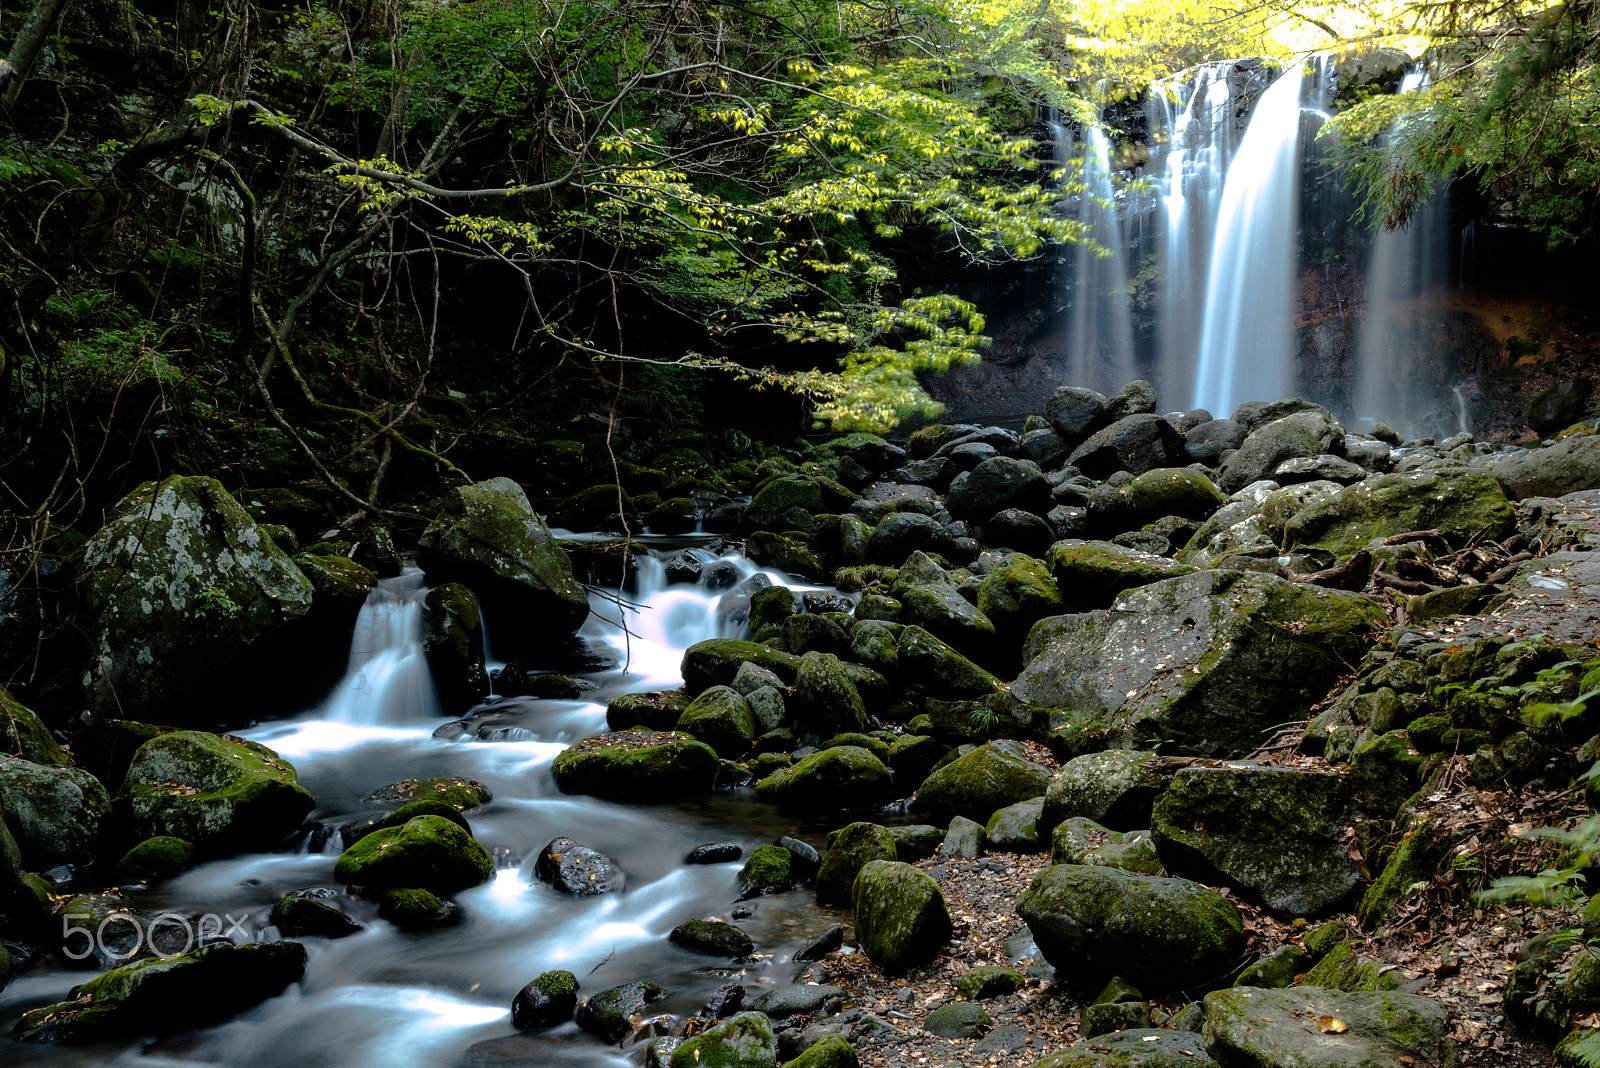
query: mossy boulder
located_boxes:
[790,651,869,737]
[976,555,1064,640]
[670,918,755,957]
[376,887,457,926]
[915,740,1051,822]
[1301,939,1403,992]
[577,980,666,1043]
[816,822,898,906]
[1128,468,1224,522]
[1201,986,1452,1067]
[512,970,579,1030]
[746,531,827,580]
[341,798,471,849]
[606,690,691,733]
[552,729,719,800]
[0,688,65,766]
[0,756,111,867]
[1357,817,1448,929]
[1282,468,1514,557]
[1051,819,1164,875]
[366,776,491,810]
[957,965,1024,1000]
[15,941,308,1043]
[1038,751,1177,837]
[676,686,758,759]
[421,581,487,713]
[925,1002,993,1038]
[786,1034,858,1068]
[985,796,1046,852]
[738,844,794,897]
[745,476,823,531]
[1348,730,1423,819]
[116,836,194,879]
[852,859,953,975]
[1236,943,1312,989]
[1150,764,1360,916]
[1013,571,1387,756]
[416,477,589,654]
[1028,1028,1215,1066]
[1015,866,1244,994]
[1048,541,1198,610]
[124,731,313,857]
[682,639,802,694]
[269,892,363,939]
[755,746,894,810]
[668,1011,776,1068]
[81,475,315,719]
[897,625,1001,700]
[333,815,494,893]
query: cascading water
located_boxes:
[1190,60,1311,416]
[1057,116,1137,391]
[1354,71,1455,439]
[0,550,841,1068]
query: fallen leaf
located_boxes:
[1318,1016,1349,1034]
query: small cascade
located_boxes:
[1191,60,1312,416]
[325,569,440,725]
[1354,71,1454,439]
[1059,116,1137,390]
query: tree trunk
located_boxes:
[1,0,75,113]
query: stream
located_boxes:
[0,546,853,1067]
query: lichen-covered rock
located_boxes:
[671,918,755,957]
[915,740,1051,822]
[553,729,718,800]
[790,652,869,737]
[1051,819,1164,875]
[577,980,666,1043]
[1038,751,1177,837]
[668,1011,776,1068]
[1201,986,1453,1068]
[1048,542,1197,611]
[116,835,194,879]
[512,970,579,1030]
[1493,434,1600,499]
[15,941,308,1043]
[416,477,589,654]
[976,555,1064,641]
[986,796,1046,852]
[738,844,794,897]
[816,822,898,906]
[755,746,894,810]
[1282,468,1514,557]
[1127,468,1224,523]
[0,687,65,766]
[1013,571,1387,756]
[1015,866,1244,994]
[853,860,952,975]
[0,756,110,867]
[1357,817,1448,929]
[1219,409,1346,493]
[957,965,1024,1000]
[676,686,758,758]
[334,815,494,893]
[1151,763,1360,916]
[81,475,315,718]
[124,731,313,857]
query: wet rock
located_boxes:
[577,980,666,1043]
[687,843,741,864]
[0,757,110,867]
[1013,571,1386,756]
[793,926,846,962]
[417,476,590,654]
[534,836,625,895]
[81,475,315,719]
[366,776,491,810]
[116,835,194,879]
[790,652,869,737]
[1282,468,1514,557]
[777,835,821,881]
[745,476,824,531]
[945,457,1050,523]
[0,688,65,767]
[1046,387,1109,445]
[1184,419,1247,465]
[755,746,894,810]
[676,686,758,759]
[1219,409,1346,493]
[915,740,1051,822]
[852,859,952,975]
[1201,986,1453,1067]
[1151,763,1360,916]
[668,1011,775,1068]
[15,941,308,1043]
[738,844,794,897]
[124,731,313,857]
[606,691,691,733]
[512,970,579,1030]
[1529,377,1593,433]
[671,918,755,957]
[1070,414,1185,478]
[682,639,802,694]
[553,729,719,800]
[375,887,458,926]
[421,582,487,713]
[1237,942,1312,989]
[270,890,363,938]
[335,815,495,893]
[1016,866,1244,994]
[816,822,897,907]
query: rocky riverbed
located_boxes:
[7,380,1600,1066]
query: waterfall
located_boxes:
[1354,71,1453,439]
[1060,117,1137,391]
[325,570,440,726]
[1191,60,1311,416]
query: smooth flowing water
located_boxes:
[1056,116,1137,392]
[1,550,848,1068]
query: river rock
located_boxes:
[1202,986,1454,1067]
[0,756,110,867]
[117,835,195,879]
[976,554,1063,641]
[552,729,718,800]
[1069,414,1185,478]
[945,456,1050,523]
[1051,818,1164,874]
[852,859,952,975]
[1151,763,1360,916]
[682,639,802,693]
[1012,571,1387,756]
[15,940,308,1043]
[335,815,495,893]
[1256,480,1343,542]
[124,731,313,857]
[1030,1029,1215,1067]
[80,475,315,719]
[790,652,869,737]
[512,970,579,1030]
[421,582,487,713]
[676,685,758,758]
[417,477,589,652]
[985,796,1045,852]
[1049,541,1198,610]
[1127,468,1224,522]
[1015,866,1243,994]
[755,746,894,810]
[1273,454,1367,484]
[534,836,624,895]
[1282,467,1514,556]
[1184,418,1246,465]
[738,844,794,897]
[816,822,897,906]
[915,740,1051,822]
[669,1011,775,1068]
[1038,750,1180,836]
[897,625,1001,699]
[671,918,755,956]
[745,476,823,531]
[867,513,952,564]
[1494,433,1600,499]
[1046,386,1109,444]
[577,980,666,1043]
[1219,409,1346,493]
[0,688,65,766]
[269,891,363,938]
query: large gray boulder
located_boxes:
[1016,865,1243,994]
[1202,986,1454,1068]
[81,476,314,719]
[1069,414,1184,478]
[1038,750,1180,836]
[1012,571,1387,756]
[124,731,314,857]
[853,860,952,975]
[417,477,589,653]
[0,756,111,867]
[1493,433,1600,499]
[946,457,1050,523]
[1219,410,1345,493]
[1045,386,1108,445]
[915,740,1051,822]
[1282,468,1514,557]
[1029,1029,1215,1067]
[1151,763,1360,916]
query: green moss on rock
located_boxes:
[553,729,719,800]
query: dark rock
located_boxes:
[816,822,897,906]
[793,925,846,962]
[924,1002,991,1038]
[916,740,1051,822]
[670,918,755,956]
[553,729,719,800]
[1219,410,1346,493]
[270,890,363,938]
[0,757,110,868]
[336,815,495,893]
[853,860,952,975]
[945,457,1050,523]
[738,844,794,897]
[512,970,579,1030]
[1069,414,1184,478]
[1184,419,1246,465]
[1529,377,1593,433]
[981,508,1055,556]
[687,843,742,864]
[1045,387,1109,445]
[534,836,625,895]
[1105,380,1159,421]
[576,980,666,1043]
[754,983,846,1016]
